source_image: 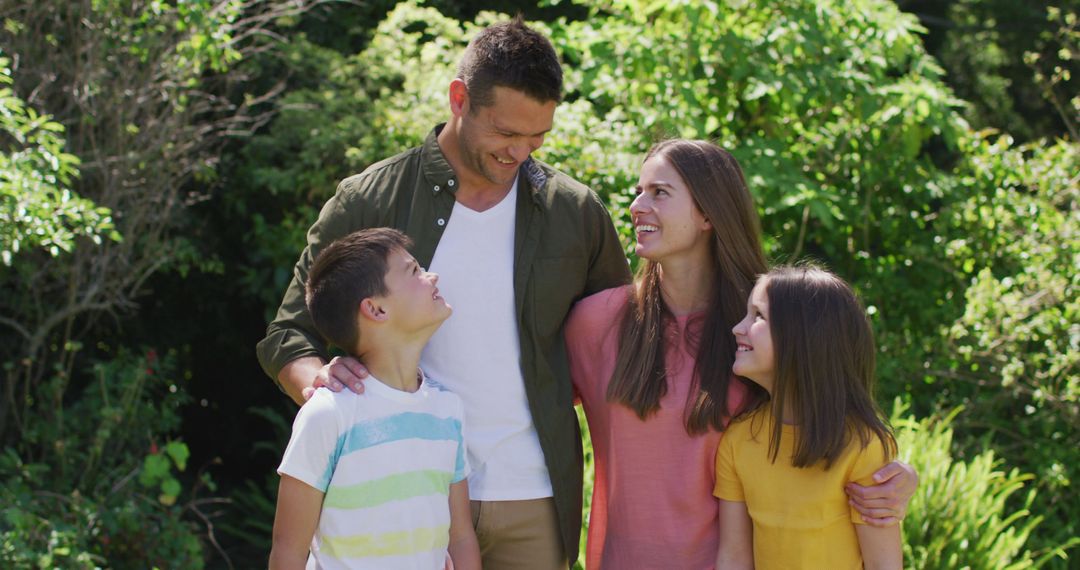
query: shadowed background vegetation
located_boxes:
[1,0,1076,567]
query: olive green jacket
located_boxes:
[256,125,632,560]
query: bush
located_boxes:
[893,402,1077,568]
[914,135,1080,564]
[0,349,211,568]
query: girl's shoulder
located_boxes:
[724,405,771,437]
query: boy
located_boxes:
[269,228,480,570]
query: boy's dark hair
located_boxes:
[304,228,412,355]
[457,16,563,108]
[762,264,897,469]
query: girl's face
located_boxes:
[629,155,712,264]
[732,278,775,391]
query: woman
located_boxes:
[565,140,913,568]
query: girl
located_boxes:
[714,265,902,569]
[565,140,914,569]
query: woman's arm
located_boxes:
[447,480,481,570]
[855,523,903,570]
[269,475,323,570]
[716,499,754,570]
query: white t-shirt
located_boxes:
[277,378,468,570]
[421,180,554,500]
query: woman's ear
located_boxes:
[698,211,713,232]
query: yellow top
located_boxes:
[713,407,889,570]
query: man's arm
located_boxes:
[716,499,754,570]
[257,180,365,392]
[446,480,480,570]
[278,356,326,405]
[855,523,903,570]
[269,474,324,570]
[845,461,919,526]
[582,191,632,295]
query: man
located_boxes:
[257,18,631,569]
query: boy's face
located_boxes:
[379,248,452,333]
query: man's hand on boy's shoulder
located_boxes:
[307,356,370,400]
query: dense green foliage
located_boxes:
[0,55,116,267]
[929,0,1078,142]
[0,0,314,566]
[0,0,1075,567]
[0,349,206,568]
[922,135,1079,558]
[893,404,1052,568]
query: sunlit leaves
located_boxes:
[0,55,120,266]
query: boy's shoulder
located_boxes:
[419,374,464,411]
[302,377,464,426]
[421,372,449,393]
[291,387,354,430]
[306,385,362,410]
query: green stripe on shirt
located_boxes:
[323,469,453,510]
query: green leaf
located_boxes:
[164,440,189,471]
[139,453,171,487]
[161,477,182,498]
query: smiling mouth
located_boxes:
[636,224,658,233]
[493,155,515,165]
[736,343,753,352]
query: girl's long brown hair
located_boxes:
[763,265,897,468]
[606,139,769,434]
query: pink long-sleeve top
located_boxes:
[565,285,748,570]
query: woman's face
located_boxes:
[629,155,712,264]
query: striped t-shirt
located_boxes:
[278,375,468,569]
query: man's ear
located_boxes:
[448,78,469,117]
[358,298,389,322]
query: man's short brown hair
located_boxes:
[457,16,563,108]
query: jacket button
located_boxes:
[434,185,440,192]
[448,179,455,187]
[437,218,446,227]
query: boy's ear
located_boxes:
[358,298,388,322]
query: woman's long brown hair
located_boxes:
[763,265,897,468]
[606,139,769,434]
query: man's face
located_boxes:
[456,85,557,188]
